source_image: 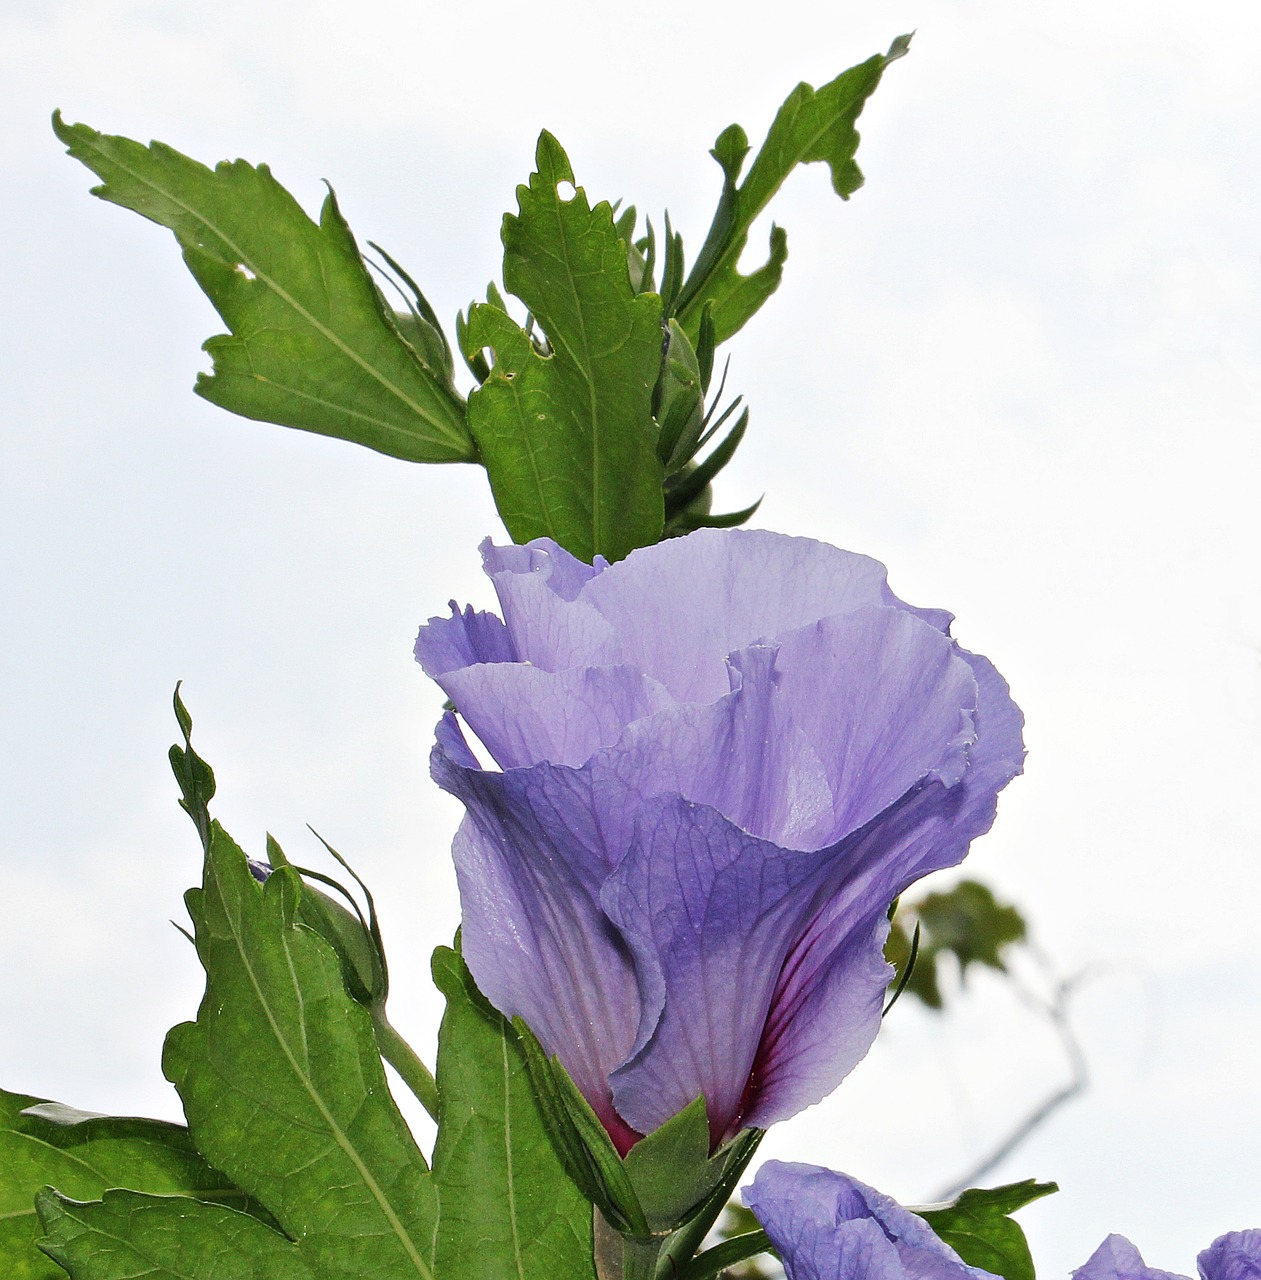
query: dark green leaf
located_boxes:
[36,1189,310,1280]
[53,114,474,464]
[0,1089,252,1280]
[675,38,910,344]
[162,822,438,1279]
[465,131,664,561]
[919,1180,1058,1280]
[429,947,594,1279]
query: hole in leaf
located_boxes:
[556,180,577,202]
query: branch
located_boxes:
[931,960,1092,1202]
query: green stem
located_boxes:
[372,1007,438,1121]
[593,1210,667,1280]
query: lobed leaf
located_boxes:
[674,37,910,344]
[161,822,439,1279]
[53,114,474,464]
[465,131,664,562]
[0,1089,252,1280]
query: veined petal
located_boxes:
[1074,1237,1189,1280]
[603,797,858,1140]
[1198,1232,1261,1280]
[438,663,675,769]
[762,609,978,847]
[746,781,981,1130]
[480,537,618,671]
[414,602,517,677]
[745,1162,998,1280]
[579,528,896,702]
[431,714,642,1153]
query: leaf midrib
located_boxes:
[212,864,435,1280]
[77,132,467,453]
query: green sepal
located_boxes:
[0,1089,257,1280]
[466,131,665,562]
[677,1228,775,1280]
[674,37,910,344]
[53,114,474,465]
[512,1017,650,1237]
[266,834,389,1007]
[655,319,705,470]
[429,947,595,1279]
[621,1097,744,1234]
[918,1179,1058,1280]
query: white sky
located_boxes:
[2,1,1259,1275]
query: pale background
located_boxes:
[2,1,1259,1274]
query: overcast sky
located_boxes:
[3,1,1260,1275]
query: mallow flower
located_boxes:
[1073,1231,1261,1280]
[744,1160,1000,1280]
[416,529,1023,1153]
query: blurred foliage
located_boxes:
[886,880,1028,1011]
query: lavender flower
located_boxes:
[1075,1231,1261,1280]
[744,1160,1000,1280]
[416,529,1023,1152]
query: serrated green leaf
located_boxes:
[0,1089,253,1280]
[675,39,909,344]
[36,1188,309,1280]
[162,822,438,1280]
[919,1180,1058,1280]
[53,113,474,464]
[429,947,594,1280]
[466,131,664,562]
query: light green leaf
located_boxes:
[0,1089,252,1280]
[36,1188,310,1280]
[429,947,594,1280]
[53,113,474,464]
[675,36,910,344]
[465,131,664,561]
[162,822,438,1280]
[919,1179,1058,1280]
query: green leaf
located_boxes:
[465,131,664,562]
[53,113,474,465]
[36,1189,310,1280]
[674,37,910,344]
[161,821,438,1279]
[0,1089,252,1280]
[919,1180,1058,1280]
[429,947,595,1280]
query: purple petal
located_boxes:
[579,529,899,702]
[745,781,976,1130]
[479,537,618,671]
[431,714,642,1153]
[1199,1232,1261,1280]
[414,602,517,677]
[603,799,835,1139]
[745,1162,998,1280]
[1074,1236,1189,1280]
[437,662,675,769]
